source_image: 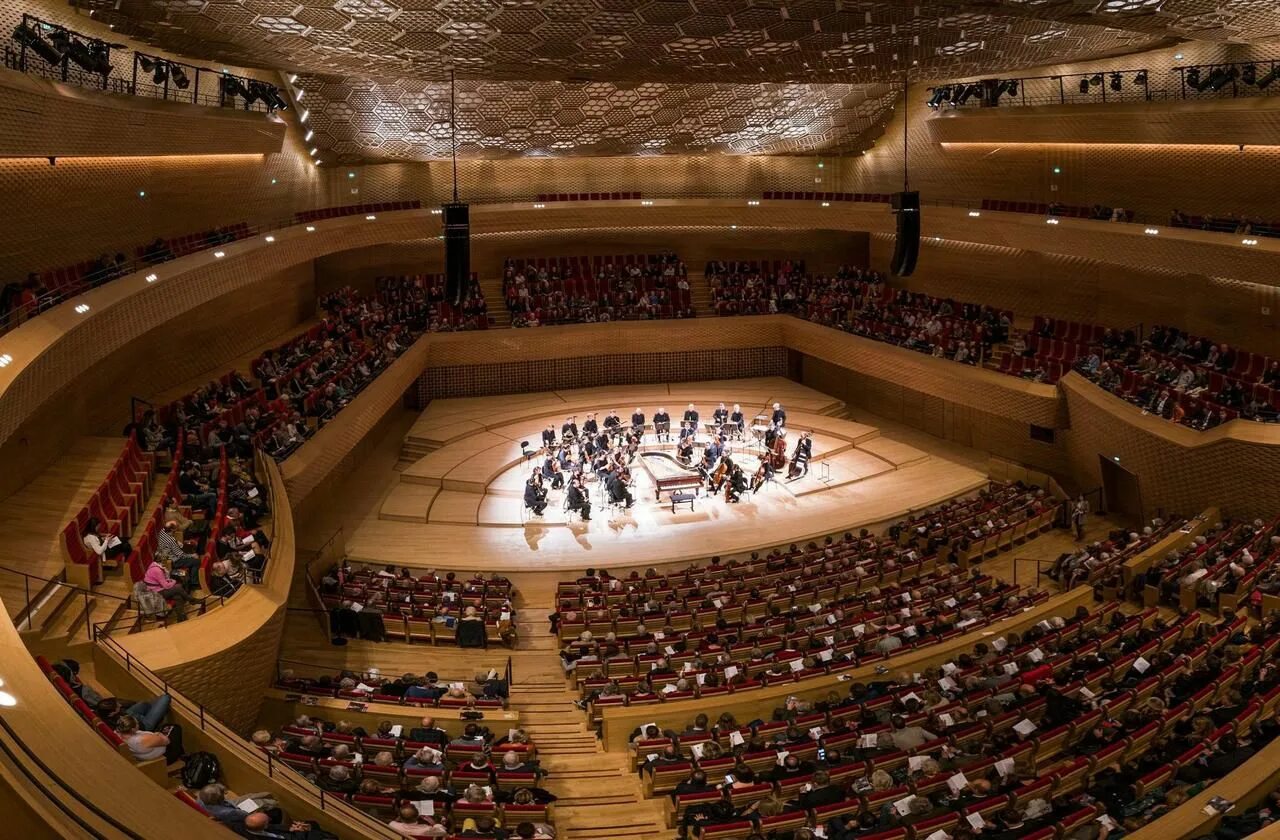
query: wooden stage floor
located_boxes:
[343,378,990,574]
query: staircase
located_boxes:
[688,272,714,318]
[508,607,674,839]
[477,274,511,328]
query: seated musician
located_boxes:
[787,431,813,480]
[523,476,548,516]
[678,421,696,443]
[750,459,774,493]
[582,413,599,438]
[561,416,578,441]
[542,455,564,489]
[771,402,786,428]
[696,450,715,483]
[630,408,645,437]
[653,407,671,441]
[713,402,729,428]
[676,434,694,465]
[683,403,699,428]
[705,435,724,464]
[604,410,621,433]
[727,465,747,502]
[565,477,592,521]
[730,404,745,437]
[540,425,556,449]
[764,425,778,450]
[605,467,634,509]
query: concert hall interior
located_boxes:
[6,0,1280,838]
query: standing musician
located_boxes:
[653,407,671,442]
[630,408,646,438]
[771,402,786,429]
[540,424,557,449]
[605,467,634,509]
[683,403,699,428]
[582,413,599,439]
[523,476,548,516]
[561,416,579,442]
[729,404,745,439]
[787,431,813,480]
[565,476,592,521]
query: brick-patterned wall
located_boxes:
[416,346,788,402]
[869,235,1280,354]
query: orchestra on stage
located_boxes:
[523,400,815,519]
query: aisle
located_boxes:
[509,606,672,840]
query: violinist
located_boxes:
[676,434,694,465]
[542,452,564,489]
[523,476,548,516]
[605,467,634,509]
[566,476,592,521]
[726,465,747,502]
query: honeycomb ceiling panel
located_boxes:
[69,0,1280,159]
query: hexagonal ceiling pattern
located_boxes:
[299,76,899,159]
[67,0,1280,159]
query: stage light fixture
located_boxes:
[926,86,950,108]
[13,22,65,65]
[1134,70,1147,85]
[1089,74,1103,87]
[954,84,977,105]
[1078,77,1090,95]
[1242,64,1256,86]
[1185,67,1201,89]
[1109,73,1122,91]
[1008,80,1018,97]
[1206,67,1237,92]
[171,64,189,89]
[1258,65,1280,89]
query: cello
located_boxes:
[769,430,788,471]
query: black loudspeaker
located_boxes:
[442,202,470,306]
[890,191,921,277]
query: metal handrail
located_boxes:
[93,633,401,838]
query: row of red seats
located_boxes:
[34,655,133,757]
[998,354,1071,384]
[507,254,683,274]
[125,436,189,584]
[533,191,640,202]
[294,201,421,223]
[980,199,1135,222]
[60,433,155,585]
[1030,317,1111,346]
[761,191,896,203]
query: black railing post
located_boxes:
[1058,76,1064,105]
[1180,70,1187,101]
[193,67,200,105]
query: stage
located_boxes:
[339,378,990,573]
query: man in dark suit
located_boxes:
[566,478,592,521]
[654,407,671,441]
[631,408,646,436]
[793,770,844,811]
[712,402,729,427]
[561,416,578,440]
[1149,389,1174,419]
[540,425,556,448]
[606,469,634,509]
[524,478,547,516]
[581,413,599,438]
[683,403,699,427]
[408,716,449,746]
[771,402,786,427]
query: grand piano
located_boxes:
[638,451,704,501]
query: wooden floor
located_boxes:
[343,378,990,574]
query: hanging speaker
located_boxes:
[890,191,921,277]
[442,202,470,306]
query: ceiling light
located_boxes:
[640,200,654,206]
[304,130,314,142]
[309,148,318,156]
[747,200,760,206]
[1174,53,1184,61]
[821,202,830,207]
[0,354,13,367]
[264,235,276,242]
[289,73,298,83]
[138,190,146,198]
[347,172,356,179]
[299,109,309,122]
[533,203,546,208]
[145,273,158,282]
[430,209,442,215]
[1242,238,1259,246]
[306,225,316,232]
[365,214,376,220]
[1046,218,1059,225]
[1144,228,1159,235]
[213,250,225,258]
[730,225,738,229]
[0,690,14,707]
[968,210,981,217]
[74,303,90,313]
[313,160,321,167]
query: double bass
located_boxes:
[769,431,788,471]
